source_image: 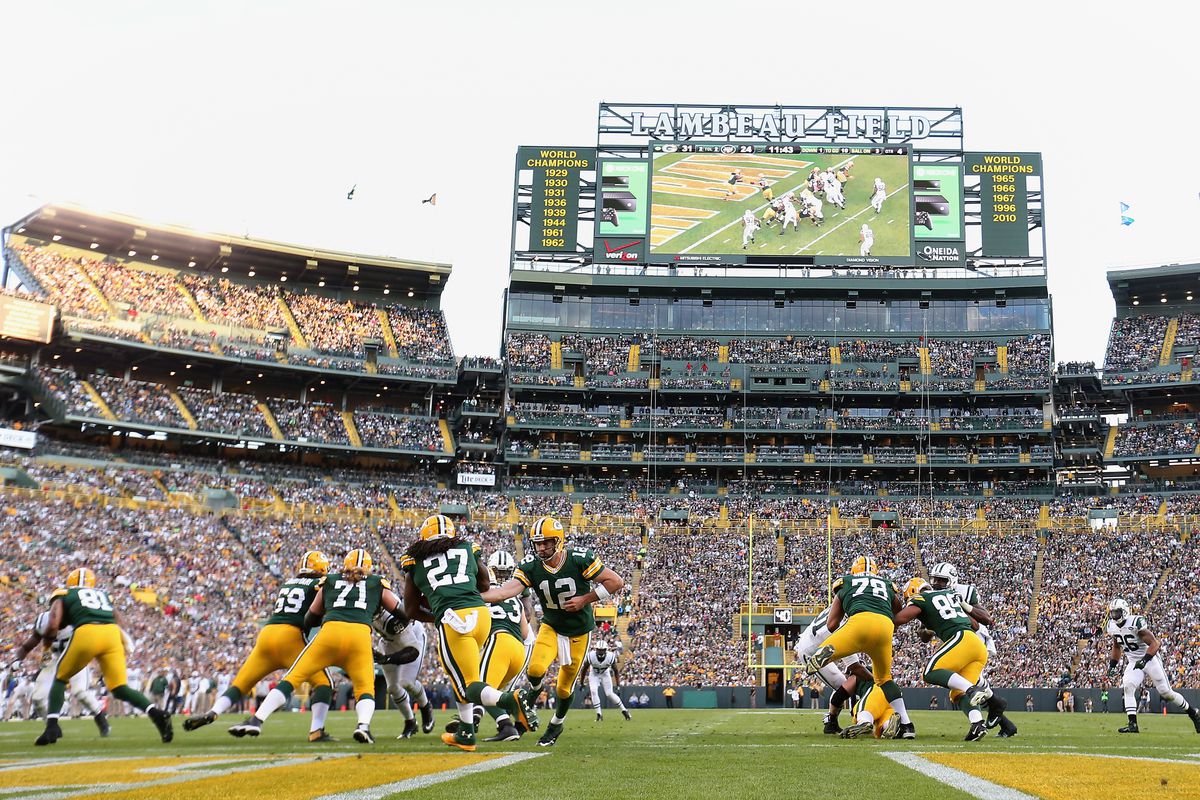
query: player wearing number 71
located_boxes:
[481,516,626,747]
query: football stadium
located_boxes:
[2,78,1200,800]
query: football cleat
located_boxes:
[95,711,111,737]
[965,721,988,742]
[898,722,917,740]
[473,705,484,725]
[622,709,632,721]
[34,718,63,746]
[419,514,456,541]
[880,715,901,739]
[183,711,216,732]
[419,703,435,734]
[442,730,477,751]
[353,724,375,744]
[596,712,603,722]
[149,706,174,743]
[965,683,993,708]
[985,694,1008,729]
[484,723,521,742]
[822,715,842,735]
[500,690,533,733]
[308,728,337,742]
[1118,722,1140,733]
[1188,706,1200,734]
[997,716,1018,738]
[228,716,263,738]
[537,721,564,747]
[804,644,835,675]
[839,721,874,739]
[444,715,463,734]
[399,718,418,739]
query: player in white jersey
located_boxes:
[582,642,630,721]
[12,610,109,735]
[372,609,435,739]
[825,176,845,209]
[1106,599,1200,734]
[741,210,759,249]
[793,603,867,734]
[859,224,874,257]
[870,177,886,212]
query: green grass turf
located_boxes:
[649,152,911,259]
[2,709,1198,799]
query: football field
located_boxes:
[2,710,1199,799]
[649,152,911,259]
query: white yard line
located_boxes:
[880,752,1039,800]
[314,753,546,799]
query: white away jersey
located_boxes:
[953,583,995,654]
[34,611,73,656]
[1107,615,1150,661]
[587,650,618,673]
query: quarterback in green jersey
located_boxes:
[482,516,625,747]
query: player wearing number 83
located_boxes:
[230,549,400,744]
[805,556,915,739]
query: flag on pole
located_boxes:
[1120,201,1134,226]
[346,184,356,200]
[422,193,437,206]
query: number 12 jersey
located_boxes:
[515,548,604,636]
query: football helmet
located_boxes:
[66,568,96,588]
[903,577,931,602]
[595,642,608,657]
[299,550,330,576]
[488,550,517,582]
[419,514,456,541]
[849,556,877,576]
[344,549,373,573]
[929,562,958,589]
[528,517,565,562]
[1108,598,1130,623]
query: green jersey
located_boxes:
[265,575,323,627]
[400,539,485,620]
[515,548,604,637]
[320,572,391,625]
[488,589,526,639]
[833,573,897,619]
[908,588,974,642]
[51,586,117,627]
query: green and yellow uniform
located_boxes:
[822,573,898,686]
[229,575,331,697]
[910,588,987,701]
[515,548,603,698]
[51,586,128,688]
[401,540,490,702]
[850,678,895,738]
[481,591,529,692]
[283,572,390,699]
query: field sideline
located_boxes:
[2,710,1199,799]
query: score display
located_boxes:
[647,142,911,265]
[516,146,595,252]
[0,295,55,344]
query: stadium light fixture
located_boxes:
[188,260,197,268]
[1188,294,1194,301]
[318,280,326,287]
[89,242,99,249]
[1161,297,1167,303]
[52,234,62,241]
[407,289,414,298]
[280,276,287,282]
[169,371,176,376]
[1133,300,1140,305]
[247,270,256,277]
[221,266,229,273]
[353,285,360,292]
[150,254,159,261]
[16,227,25,233]
[128,250,136,256]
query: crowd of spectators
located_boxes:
[1104,315,1168,373]
[387,306,455,365]
[1113,421,1199,457]
[268,398,350,444]
[355,412,444,451]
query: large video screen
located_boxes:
[648,143,911,265]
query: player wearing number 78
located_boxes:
[230,549,399,744]
[481,516,626,747]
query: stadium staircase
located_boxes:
[918,346,932,375]
[341,411,363,448]
[79,381,117,421]
[570,502,584,527]
[776,534,787,601]
[218,517,271,573]
[367,520,402,581]
[550,340,563,370]
[1145,567,1172,612]
[1069,639,1089,678]
[167,390,199,430]
[1103,425,1119,458]
[910,536,928,580]
[627,343,640,372]
[1160,318,1179,365]
[176,279,208,322]
[257,402,285,440]
[717,344,729,363]
[996,345,1009,373]
[276,297,309,349]
[70,263,118,318]
[150,474,171,498]
[437,420,454,454]
[375,309,400,357]
[1027,537,1047,635]
[829,345,841,365]
[387,492,402,515]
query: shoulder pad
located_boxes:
[831,577,844,591]
[379,577,393,591]
[1134,616,1148,631]
[471,542,481,553]
[50,588,68,599]
[399,555,415,570]
[316,576,328,588]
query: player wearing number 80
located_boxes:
[230,549,400,744]
[482,516,626,747]
[185,550,335,741]
[805,556,915,739]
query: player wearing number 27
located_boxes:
[185,550,335,741]
[482,516,626,747]
[230,549,399,744]
[805,556,915,739]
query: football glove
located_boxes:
[375,646,420,666]
[1134,656,1150,670]
[1108,659,1120,675]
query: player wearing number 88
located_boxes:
[28,568,173,746]
[401,514,532,752]
[481,516,626,747]
[186,550,335,740]
[230,549,400,744]
[804,555,915,739]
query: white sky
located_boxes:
[2,1,1197,363]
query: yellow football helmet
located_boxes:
[66,568,96,588]
[299,550,330,576]
[344,549,373,573]
[419,514,456,541]
[528,516,565,561]
[850,556,878,576]
[903,577,931,601]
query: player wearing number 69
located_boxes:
[804,556,915,739]
[401,514,532,752]
[230,549,399,744]
[481,516,626,747]
[185,550,335,741]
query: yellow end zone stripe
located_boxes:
[925,753,1200,800]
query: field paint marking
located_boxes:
[680,155,855,254]
[313,753,545,799]
[791,183,909,255]
[880,752,1039,800]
